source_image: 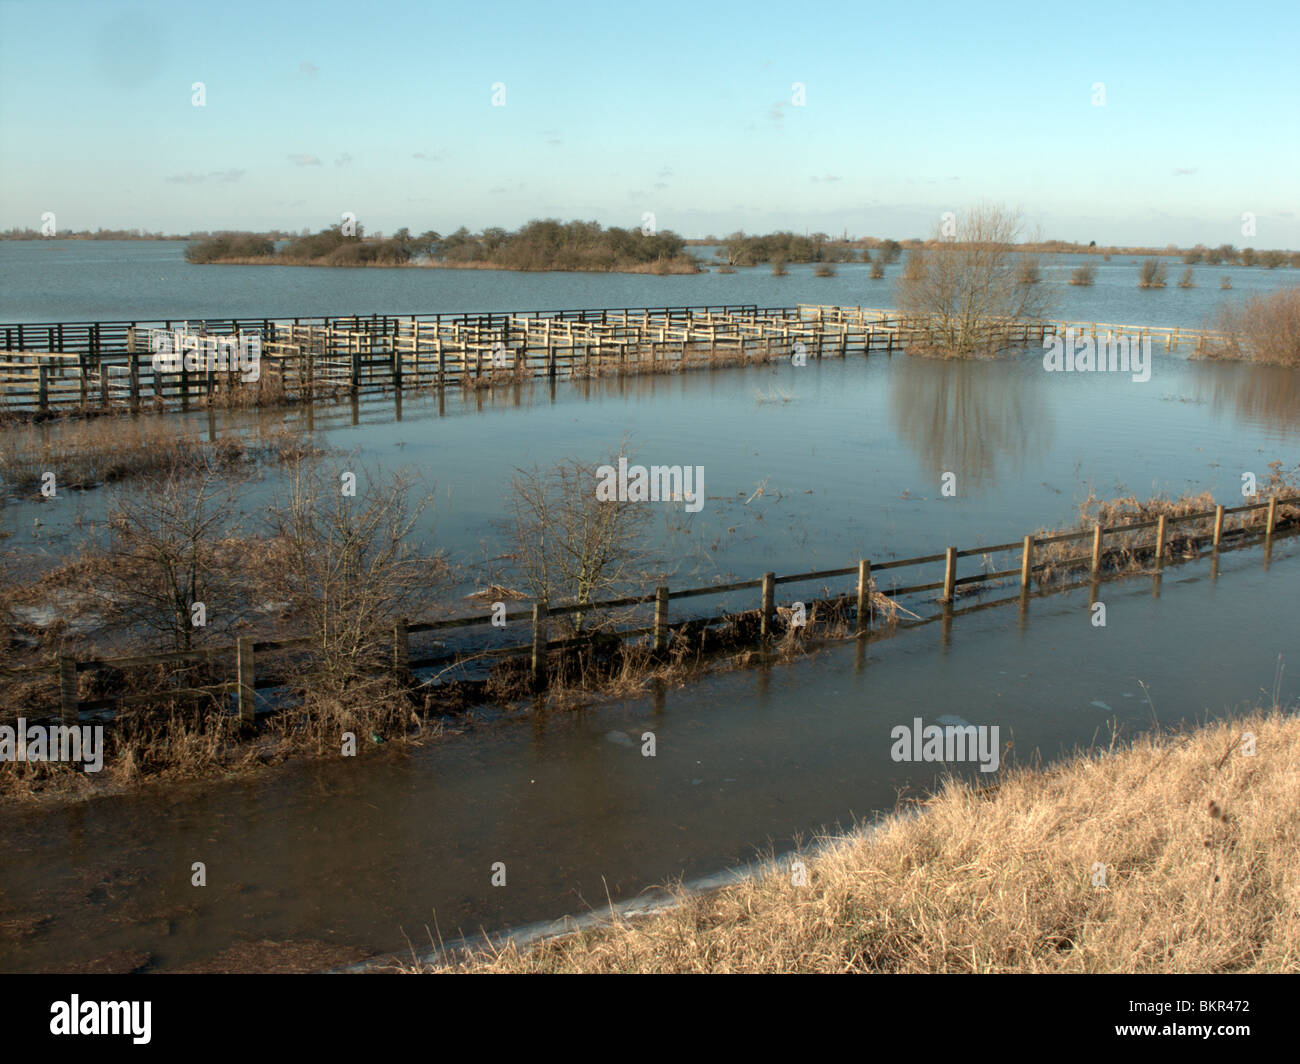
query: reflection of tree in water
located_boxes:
[889,357,1053,490]
[1192,362,1300,438]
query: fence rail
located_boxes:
[7,494,1293,726]
[0,304,1229,416]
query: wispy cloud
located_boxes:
[1173,167,1198,176]
[165,169,245,184]
[298,60,319,77]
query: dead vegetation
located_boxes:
[0,415,315,495]
[1203,287,1300,367]
[1030,474,1299,583]
[4,467,1295,801]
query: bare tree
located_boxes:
[503,455,654,634]
[96,462,241,653]
[262,458,442,698]
[896,203,1052,356]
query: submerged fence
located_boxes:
[7,493,1293,728]
[0,304,1227,416]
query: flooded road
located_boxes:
[2,537,1295,972]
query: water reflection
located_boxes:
[889,356,1053,489]
[1191,360,1300,437]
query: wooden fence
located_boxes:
[0,304,1230,415]
[8,494,1293,727]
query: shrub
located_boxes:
[1207,287,1300,367]
[1138,259,1167,288]
[184,233,275,263]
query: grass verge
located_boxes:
[422,708,1299,973]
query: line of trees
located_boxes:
[183,219,696,271]
[1183,245,1300,268]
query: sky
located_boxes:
[1,0,1297,246]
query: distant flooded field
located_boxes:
[1,239,1298,327]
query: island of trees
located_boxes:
[183,219,700,273]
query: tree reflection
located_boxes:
[1191,361,1300,437]
[889,357,1053,490]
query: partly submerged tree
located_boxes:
[894,203,1052,356]
[503,455,654,634]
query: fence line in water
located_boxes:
[7,494,1293,726]
[0,304,1227,415]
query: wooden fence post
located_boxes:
[1213,505,1225,550]
[1020,535,1035,589]
[760,572,775,639]
[58,656,78,725]
[1266,496,1277,537]
[856,559,871,632]
[942,547,957,603]
[236,637,255,725]
[1091,523,1104,577]
[531,603,548,690]
[653,586,668,652]
[1155,513,1167,567]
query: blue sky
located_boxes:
[1,0,1297,245]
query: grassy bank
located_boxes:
[426,708,1299,973]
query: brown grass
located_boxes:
[1031,479,1299,582]
[0,417,315,494]
[424,708,1300,972]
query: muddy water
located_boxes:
[1,539,1295,972]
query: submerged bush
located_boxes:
[1138,259,1168,288]
[1207,287,1300,367]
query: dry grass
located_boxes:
[0,416,315,494]
[426,708,1300,973]
[1031,480,1299,582]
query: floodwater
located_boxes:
[0,241,1297,972]
[5,338,1299,605]
[0,239,1296,327]
[0,537,1295,972]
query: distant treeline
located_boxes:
[717,232,877,266]
[1184,244,1299,268]
[691,234,1300,264]
[2,227,298,242]
[1,227,186,241]
[183,220,700,273]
